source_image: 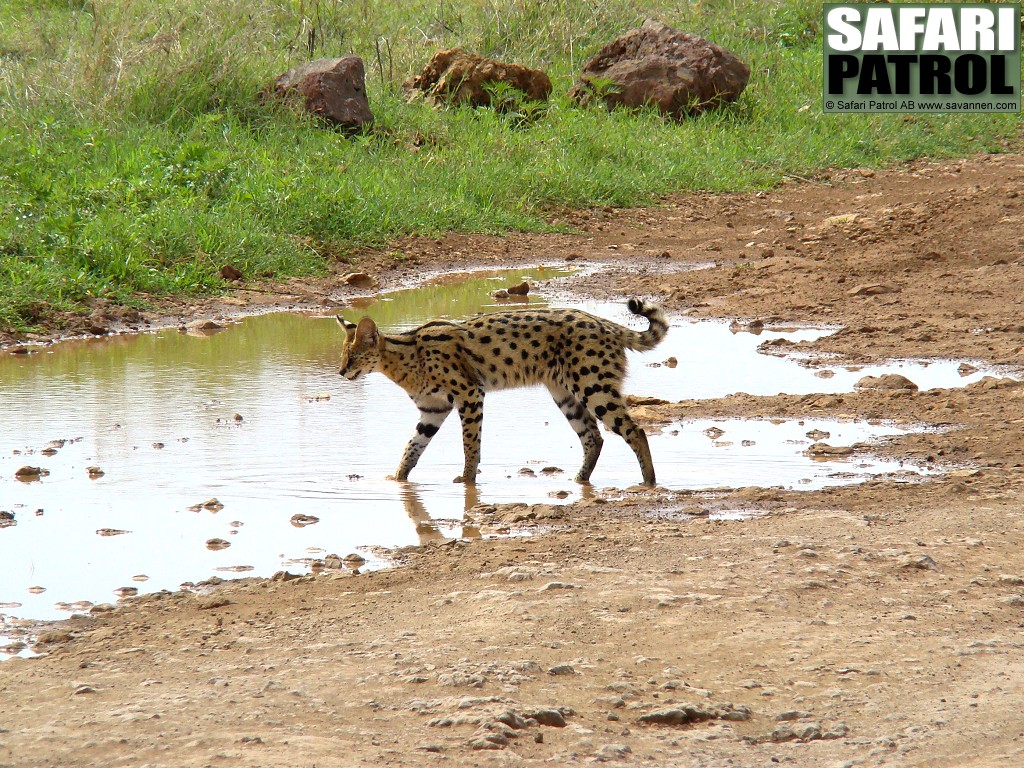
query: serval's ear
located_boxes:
[355,316,379,346]
[336,316,357,334]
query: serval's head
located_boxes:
[336,316,382,381]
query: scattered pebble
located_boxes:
[507,281,530,296]
[195,595,231,610]
[548,664,575,676]
[341,272,377,289]
[14,466,48,481]
[189,498,224,512]
[206,538,231,551]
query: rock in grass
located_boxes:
[266,57,373,132]
[220,264,244,281]
[568,20,750,119]
[406,48,552,107]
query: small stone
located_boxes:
[548,664,575,676]
[341,272,377,289]
[855,373,918,391]
[73,685,97,695]
[495,710,529,729]
[492,289,510,299]
[638,706,714,726]
[540,466,563,475]
[806,442,855,457]
[189,498,224,512]
[770,725,797,742]
[220,264,244,281]
[206,538,231,551]
[468,736,504,750]
[90,603,116,614]
[527,709,567,727]
[196,595,231,610]
[518,467,536,477]
[290,514,320,527]
[703,427,725,440]
[595,743,632,761]
[775,710,812,721]
[998,574,1024,586]
[901,554,939,571]
[540,581,578,591]
[95,528,129,537]
[342,553,366,567]
[847,283,898,296]
[507,281,530,296]
[663,356,678,368]
[113,586,138,598]
[793,723,823,741]
[14,466,48,481]
[86,466,105,479]
[36,631,73,645]
[186,319,226,332]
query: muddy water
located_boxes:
[0,266,997,635]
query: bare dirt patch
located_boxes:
[3,153,1024,767]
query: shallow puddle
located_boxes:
[0,265,1000,643]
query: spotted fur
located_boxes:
[337,298,668,485]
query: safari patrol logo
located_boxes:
[823,3,1021,112]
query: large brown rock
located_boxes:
[569,20,750,118]
[267,56,373,132]
[405,48,552,107]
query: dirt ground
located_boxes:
[3,153,1024,767]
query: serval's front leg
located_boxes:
[390,397,452,481]
[453,389,484,484]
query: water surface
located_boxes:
[0,266,996,635]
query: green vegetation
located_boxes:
[0,0,1020,331]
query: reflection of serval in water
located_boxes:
[337,299,668,485]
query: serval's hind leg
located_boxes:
[547,383,603,482]
[580,386,655,486]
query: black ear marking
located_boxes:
[336,316,357,332]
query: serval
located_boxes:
[337,298,668,485]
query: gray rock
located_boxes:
[775,710,812,721]
[548,664,575,676]
[595,743,633,761]
[638,706,714,726]
[527,709,567,727]
[495,710,529,730]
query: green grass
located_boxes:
[0,0,1020,331]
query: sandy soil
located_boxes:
[3,153,1024,767]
